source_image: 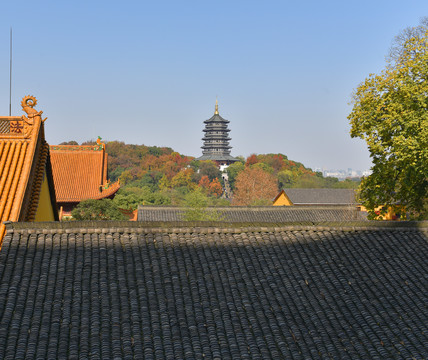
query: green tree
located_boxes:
[59,140,79,145]
[199,161,221,181]
[119,170,133,185]
[170,169,195,189]
[182,189,223,221]
[389,17,428,62]
[112,193,141,210]
[348,25,428,218]
[71,199,126,220]
[158,175,171,190]
[293,174,324,188]
[138,171,163,190]
[277,170,297,188]
[251,162,274,174]
[226,161,245,189]
[332,179,360,189]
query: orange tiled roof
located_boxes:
[50,144,120,202]
[0,96,58,242]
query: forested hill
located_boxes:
[62,140,358,208]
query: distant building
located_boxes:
[196,100,238,166]
[321,168,372,179]
[137,205,367,222]
[0,95,58,244]
[273,188,358,206]
[50,138,120,218]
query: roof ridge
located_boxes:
[4,220,428,234]
[50,144,104,151]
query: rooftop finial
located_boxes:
[215,98,219,115]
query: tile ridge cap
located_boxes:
[6,221,427,234]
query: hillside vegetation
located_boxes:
[68,140,359,211]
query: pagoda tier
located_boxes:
[202,137,232,142]
[201,144,232,149]
[196,101,238,163]
[202,133,231,140]
[203,126,229,132]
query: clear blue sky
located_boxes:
[1,1,427,171]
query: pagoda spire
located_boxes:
[214,98,219,115]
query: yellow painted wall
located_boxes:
[34,171,56,221]
[273,192,293,206]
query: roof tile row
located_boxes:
[50,145,120,202]
[0,222,426,359]
[138,206,368,222]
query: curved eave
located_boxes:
[57,180,121,202]
[202,137,231,141]
[203,128,231,132]
[203,114,230,124]
[196,154,239,161]
[201,145,232,149]
[202,142,231,145]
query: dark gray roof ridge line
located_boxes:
[137,205,362,210]
[3,220,428,234]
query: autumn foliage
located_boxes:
[199,175,223,197]
[208,178,223,197]
[67,139,357,210]
[232,167,278,206]
[106,141,192,182]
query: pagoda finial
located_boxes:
[214,98,219,115]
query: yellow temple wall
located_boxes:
[273,192,293,206]
[34,171,56,222]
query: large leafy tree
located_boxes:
[226,161,245,189]
[348,24,428,218]
[232,167,278,206]
[182,189,224,221]
[71,199,127,220]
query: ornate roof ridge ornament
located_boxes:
[96,136,105,150]
[21,95,46,122]
[0,95,46,138]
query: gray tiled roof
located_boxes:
[195,154,238,161]
[0,221,427,359]
[282,188,358,205]
[138,205,368,222]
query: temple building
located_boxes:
[196,100,238,165]
[273,188,358,206]
[0,96,58,245]
[50,138,120,219]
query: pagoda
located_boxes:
[196,100,238,165]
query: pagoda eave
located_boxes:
[201,146,232,150]
[203,128,231,132]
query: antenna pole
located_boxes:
[9,28,12,116]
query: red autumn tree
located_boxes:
[232,167,278,206]
[208,178,223,197]
[198,175,211,190]
[245,154,258,167]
